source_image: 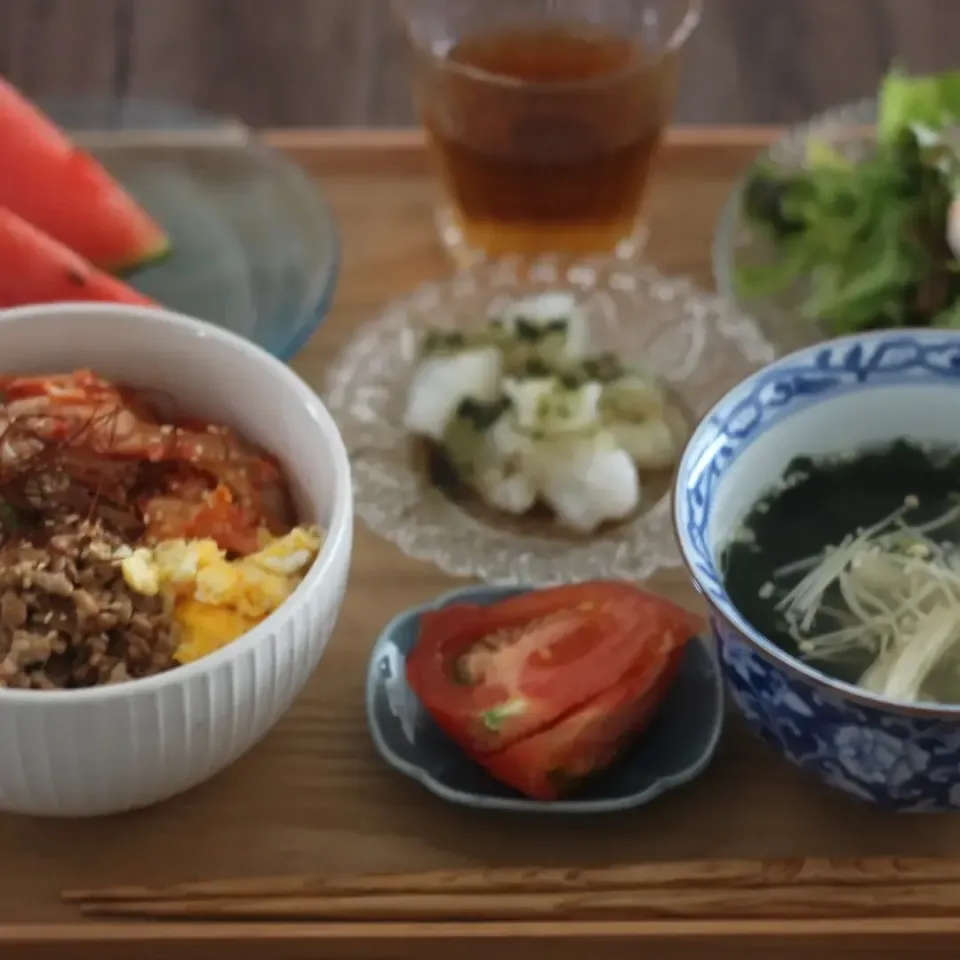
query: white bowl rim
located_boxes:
[673,326,960,718]
[0,302,352,704]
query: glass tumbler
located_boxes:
[394,0,702,264]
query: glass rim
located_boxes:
[393,0,703,92]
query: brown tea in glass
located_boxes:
[395,1,702,262]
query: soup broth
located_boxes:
[722,440,960,702]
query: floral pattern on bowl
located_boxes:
[365,584,724,814]
[714,615,960,811]
[675,329,960,811]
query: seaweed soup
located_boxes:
[722,439,960,699]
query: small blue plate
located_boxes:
[40,97,339,361]
[365,585,724,813]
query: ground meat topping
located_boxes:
[0,520,179,690]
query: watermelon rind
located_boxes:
[113,236,173,277]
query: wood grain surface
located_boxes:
[60,854,960,923]
[1,128,960,959]
[66,884,960,922]
[2,0,960,126]
[61,855,960,902]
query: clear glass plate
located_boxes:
[41,97,340,361]
[325,257,775,585]
[712,98,877,355]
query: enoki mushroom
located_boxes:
[763,495,960,703]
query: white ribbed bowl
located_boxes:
[0,303,353,817]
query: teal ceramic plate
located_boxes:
[42,97,339,360]
[365,584,725,813]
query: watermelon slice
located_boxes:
[0,206,155,308]
[0,77,169,272]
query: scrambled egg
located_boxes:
[121,526,324,664]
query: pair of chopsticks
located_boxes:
[62,856,960,922]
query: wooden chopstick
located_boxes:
[74,882,960,922]
[63,856,960,905]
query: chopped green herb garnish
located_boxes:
[422,329,466,353]
[523,358,552,378]
[580,353,623,382]
[456,396,511,431]
[513,317,542,341]
[482,699,527,731]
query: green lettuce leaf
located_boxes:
[879,67,960,141]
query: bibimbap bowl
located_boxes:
[0,303,352,817]
[675,328,960,811]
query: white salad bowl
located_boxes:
[0,303,353,817]
[675,328,960,811]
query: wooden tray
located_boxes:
[5,127,960,960]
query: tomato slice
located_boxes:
[479,635,687,800]
[406,582,700,756]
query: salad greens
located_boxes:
[737,68,960,334]
[878,68,960,143]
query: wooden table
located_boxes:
[5,128,960,960]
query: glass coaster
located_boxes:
[435,203,650,268]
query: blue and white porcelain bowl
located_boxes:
[675,328,960,812]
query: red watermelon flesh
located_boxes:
[0,77,169,272]
[0,205,155,308]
